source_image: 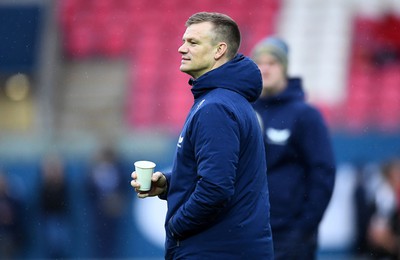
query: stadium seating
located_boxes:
[343,14,400,132]
[375,65,400,132]
[59,0,400,133]
[58,0,280,131]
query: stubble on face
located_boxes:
[179,22,217,79]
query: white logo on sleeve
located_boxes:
[196,99,206,111]
[177,135,184,148]
[266,128,291,145]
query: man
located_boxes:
[131,12,273,259]
[251,36,336,259]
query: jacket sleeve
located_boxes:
[294,107,336,233]
[158,171,171,200]
[168,103,240,239]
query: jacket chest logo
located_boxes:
[266,128,291,145]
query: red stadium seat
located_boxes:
[373,66,400,131]
[65,23,96,58]
[59,0,282,130]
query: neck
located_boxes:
[212,56,229,71]
[192,57,229,79]
[261,77,288,97]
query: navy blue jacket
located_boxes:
[161,54,273,259]
[252,78,336,237]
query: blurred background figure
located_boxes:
[251,36,336,260]
[86,146,127,258]
[39,153,72,259]
[353,163,380,257]
[367,158,400,259]
[0,171,26,259]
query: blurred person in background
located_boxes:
[0,171,25,258]
[131,12,273,259]
[39,153,72,259]
[251,36,336,260]
[353,163,380,257]
[87,146,127,258]
[367,158,400,259]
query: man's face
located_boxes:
[254,52,286,95]
[178,22,218,79]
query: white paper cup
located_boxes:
[134,160,156,191]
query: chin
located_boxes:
[180,67,191,74]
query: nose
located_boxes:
[178,43,187,54]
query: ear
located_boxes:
[214,42,227,60]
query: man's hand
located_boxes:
[131,171,167,198]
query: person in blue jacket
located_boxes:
[251,36,336,259]
[131,12,274,259]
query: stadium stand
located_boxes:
[343,13,400,132]
[58,0,281,131]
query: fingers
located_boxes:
[131,171,150,198]
[137,192,149,199]
[130,180,148,198]
[130,179,138,188]
[130,171,141,190]
[151,171,163,181]
[131,170,166,198]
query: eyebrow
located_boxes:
[182,36,199,43]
